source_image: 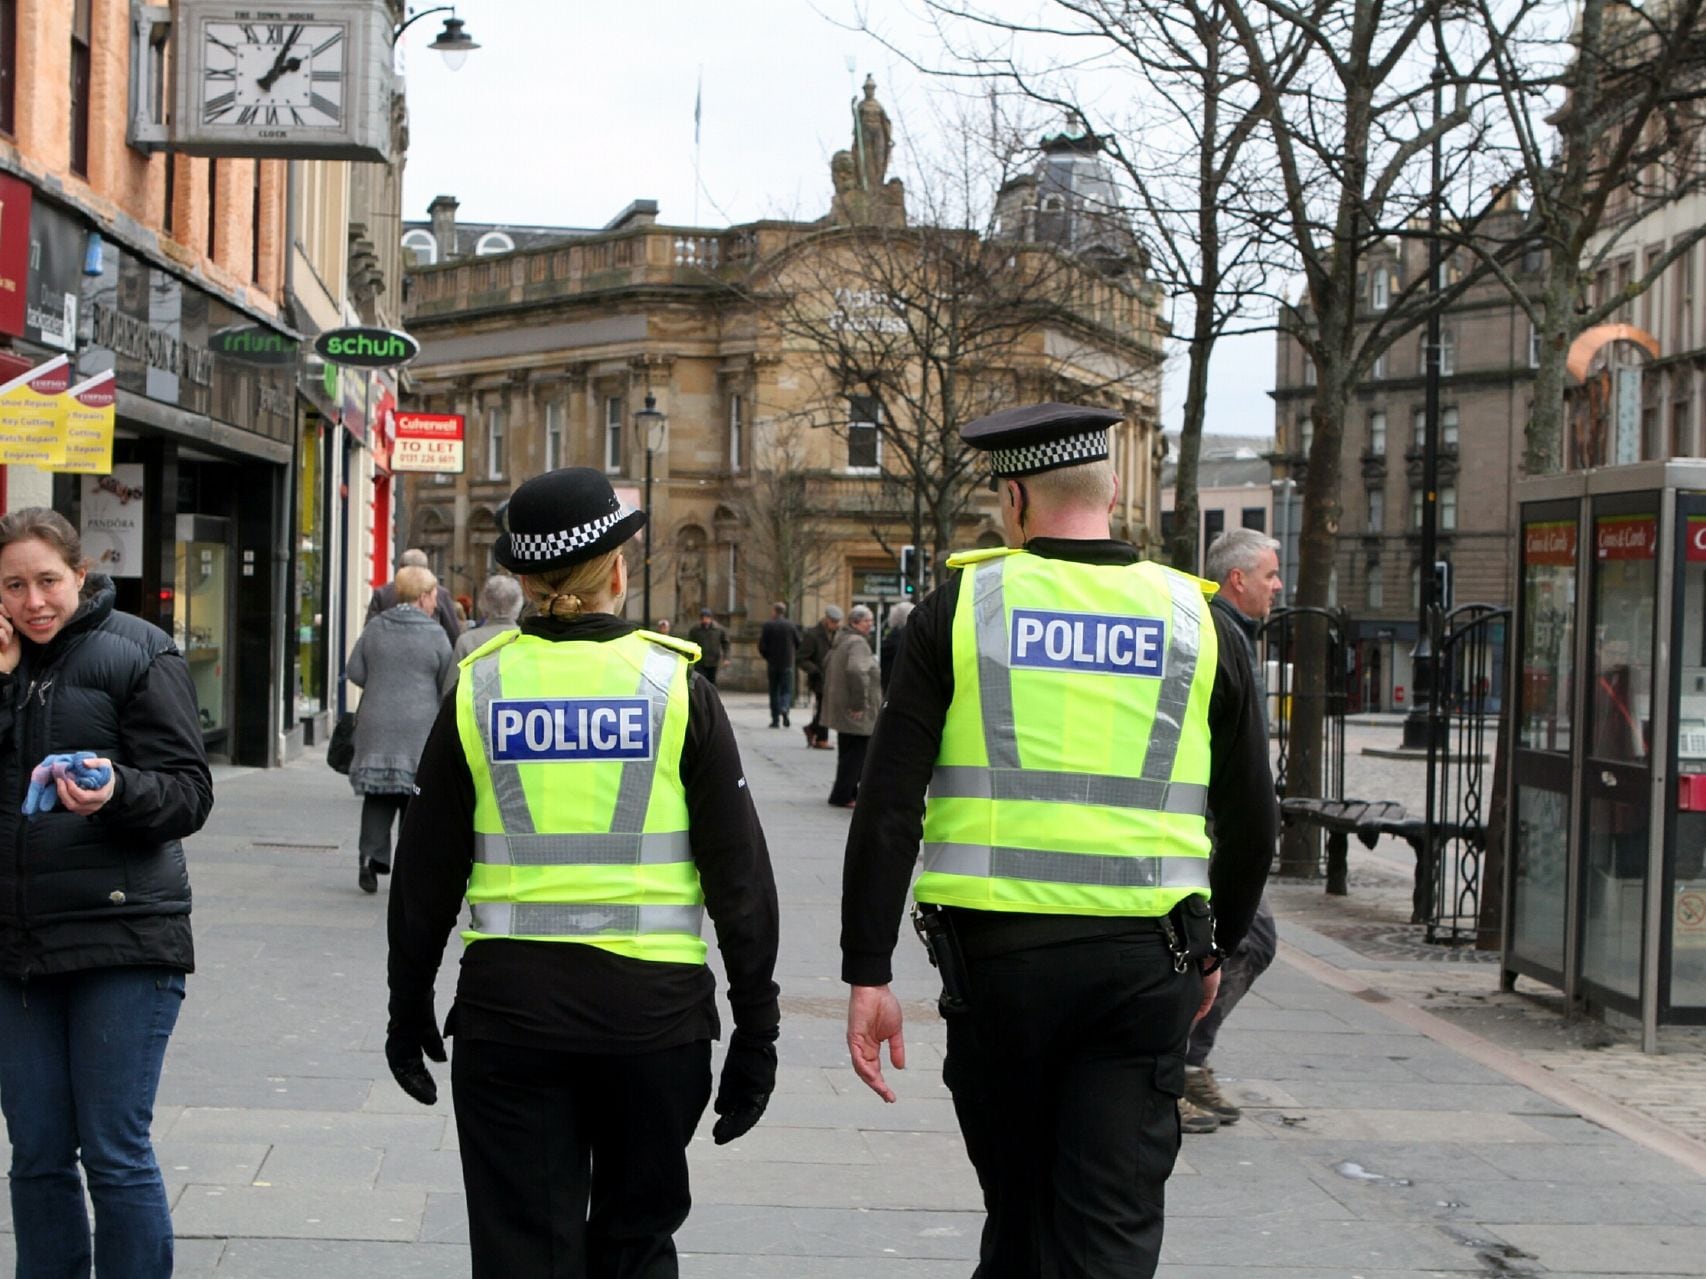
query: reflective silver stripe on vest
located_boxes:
[972,560,1021,770]
[471,648,535,835]
[473,830,694,867]
[1138,569,1204,785]
[468,901,705,937]
[922,842,1211,890]
[928,765,1208,815]
[610,645,684,832]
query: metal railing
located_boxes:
[1261,605,1350,806]
[1422,603,1510,944]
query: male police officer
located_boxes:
[841,404,1276,1277]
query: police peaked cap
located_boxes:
[961,402,1122,477]
[492,467,646,576]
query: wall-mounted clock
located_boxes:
[136,1,396,162]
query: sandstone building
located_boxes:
[399,95,1169,685]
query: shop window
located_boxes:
[545,400,564,471]
[0,0,16,136]
[604,395,624,473]
[848,395,881,471]
[486,406,505,481]
[70,0,90,175]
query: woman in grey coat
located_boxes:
[823,605,880,808]
[347,565,455,893]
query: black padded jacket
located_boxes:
[0,577,213,979]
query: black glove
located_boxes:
[711,1028,777,1145]
[385,998,447,1106]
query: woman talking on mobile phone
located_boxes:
[0,507,213,1279]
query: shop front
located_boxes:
[52,235,297,768]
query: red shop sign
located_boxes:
[1596,515,1657,561]
[1524,520,1576,566]
[0,174,33,339]
[1687,516,1706,563]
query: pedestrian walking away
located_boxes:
[879,599,914,693]
[687,607,731,687]
[347,566,455,893]
[0,508,214,1279]
[368,547,464,649]
[823,604,879,807]
[1180,527,1286,1134]
[840,404,1277,1278]
[385,467,781,1279]
[758,602,799,728]
[453,573,525,661]
[797,605,842,748]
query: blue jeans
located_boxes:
[0,967,185,1279]
[766,666,794,724]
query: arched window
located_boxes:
[401,229,437,265]
[474,231,515,256]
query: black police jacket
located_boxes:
[0,578,213,979]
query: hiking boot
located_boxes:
[1177,1096,1220,1135]
[1184,1065,1240,1125]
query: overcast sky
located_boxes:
[398,1,1275,442]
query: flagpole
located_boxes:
[692,65,703,226]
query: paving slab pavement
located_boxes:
[0,694,1700,1275]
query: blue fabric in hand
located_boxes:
[21,752,113,817]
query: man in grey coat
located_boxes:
[796,605,843,749]
[347,565,455,894]
[1184,527,1285,1132]
[453,574,524,661]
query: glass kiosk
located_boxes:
[1506,460,1706,1048]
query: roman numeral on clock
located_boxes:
[204,91,236,121]
[310,93,342,123]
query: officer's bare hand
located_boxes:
[847,983,906,1103]
[1192,966,1221,1027]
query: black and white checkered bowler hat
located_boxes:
[492,468,646,576]
[961,402,1123,478]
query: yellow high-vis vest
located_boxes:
[455,627,707,964]
[914,547,1219,917]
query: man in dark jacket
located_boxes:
[367,547,462,649]
[878,600,914,694]
[687,608,731,686]
[795,605,842,748]
[1181,526,1285,1134]
[757,603,799,728]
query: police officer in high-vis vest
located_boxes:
[841,404,1276,1278]
[386,468,781,1279]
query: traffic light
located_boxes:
[900,544,918,594]
[1433,559,1453,611]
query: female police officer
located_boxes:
[385,468,781,1278]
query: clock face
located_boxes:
[201,20,347,129]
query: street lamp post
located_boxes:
[391,6,482,69]
[633,393,668,624]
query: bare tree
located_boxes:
[740,417,842,619]
[1465,0,1706,474]
[899,0,1297,572]
[741,122,1162,580]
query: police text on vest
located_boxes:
[489,698,654,761]
[1008,609,1166,677]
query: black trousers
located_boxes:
[944,930,1200,1279]
[828,732,869,804]
[452,1036,712,1279]
[699,665,719,687]
[358,793,409,870]
[766,667,793,724]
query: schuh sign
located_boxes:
[313,327,419,369]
